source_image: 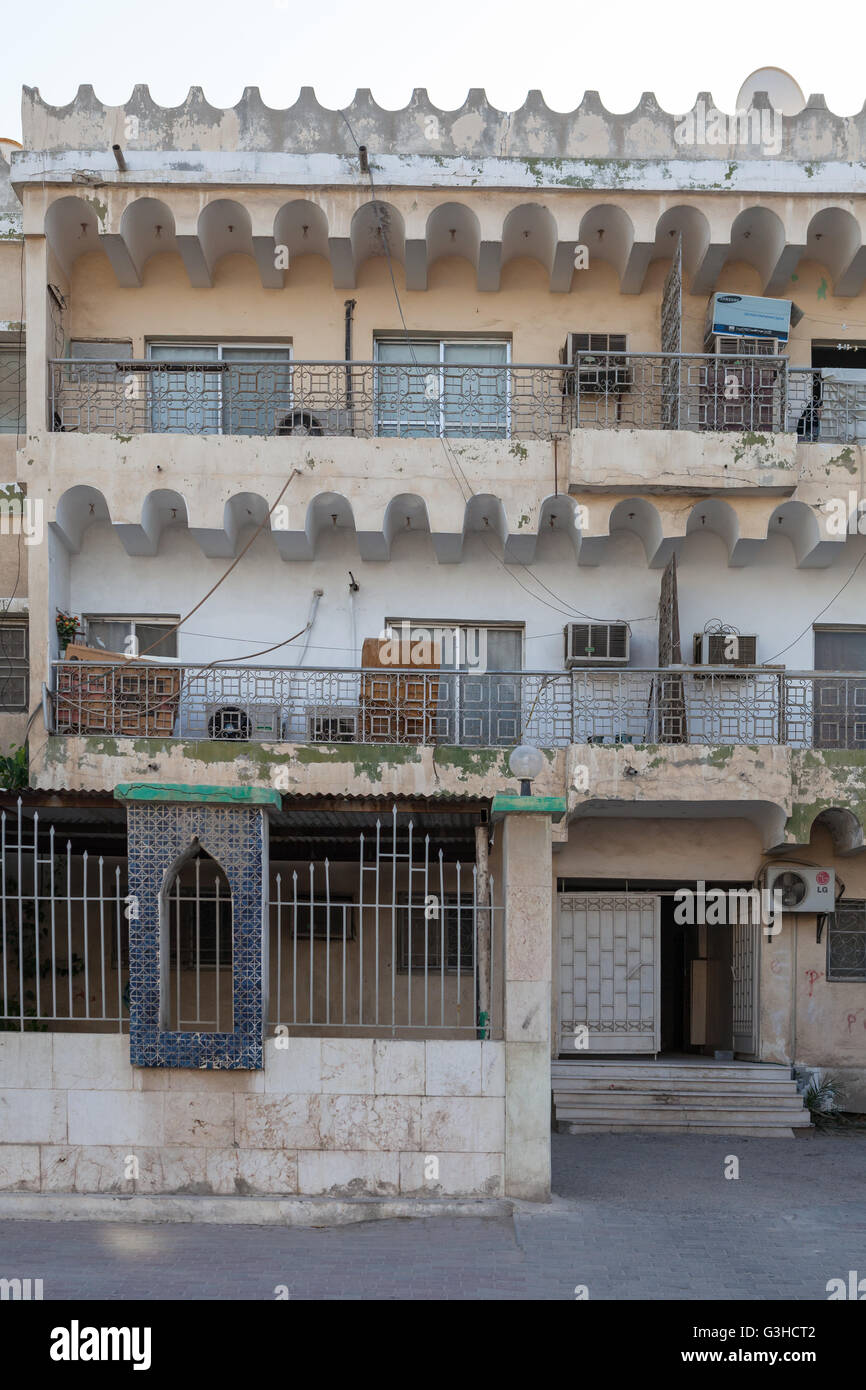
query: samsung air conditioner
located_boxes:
[205,703,283,741]
[704,293,802,350]
[564,622,630,668]
[560,333,630,394]
[307,707,359,743]
[766,866,835,913]
[693,632,758,669]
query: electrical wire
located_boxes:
[338,110,649,634]
[137,468,301,657]
[762,546,866,664]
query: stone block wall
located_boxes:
[0,1034,506,1198]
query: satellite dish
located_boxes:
[736,68,806,116]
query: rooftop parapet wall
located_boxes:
[20,86,866,164]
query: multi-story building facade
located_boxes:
[3,80,866,1206]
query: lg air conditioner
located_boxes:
[765,866,835,913]
[564,622,630,668]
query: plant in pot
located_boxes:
[56,611,81,655]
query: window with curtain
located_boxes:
[147,343,292,435]
[84,616,178,660]
[375,339,510,439]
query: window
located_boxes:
[0,345,25,435]
[813,627,866,750]
[146,342,292,435]
[0,622,28,711]
[84,616,178,660]
[398,896,475,973]
[827,901,866,981]
[287,896,355,941]
[384,620,523,747]
[375,338,510,439]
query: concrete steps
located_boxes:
[552,1059,811,1137]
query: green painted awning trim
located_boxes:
[491,793,566,822]
[114,782,282,808]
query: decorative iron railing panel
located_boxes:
[50,663,866,750]
[49,353,791,439]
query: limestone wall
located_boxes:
[0,1033,505,1198]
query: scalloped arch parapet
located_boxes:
[21,84,866,162]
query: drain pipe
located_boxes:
[296,589,323,667]
[476,823,491,1039]
[344,299,357,432]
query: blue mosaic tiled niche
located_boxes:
[127,802,266,1069]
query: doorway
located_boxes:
[557,883,755,1059]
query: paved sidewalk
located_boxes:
[2,1130,865,1299]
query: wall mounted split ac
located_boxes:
[765,866,835,912]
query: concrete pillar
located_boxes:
[499,806,557,1201]
[23,235,48,434]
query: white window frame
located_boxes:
[146,341,294,436]
[373,337,512,438]
[83,614,180,660]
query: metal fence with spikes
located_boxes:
[0,800,502,1039]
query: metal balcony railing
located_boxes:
[48,352,796,440]
[50,663,866,751]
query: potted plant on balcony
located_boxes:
[56,611,81,655]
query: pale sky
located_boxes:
[1,0,864,144]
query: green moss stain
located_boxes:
[509,442,528,461]
[84,195,109,229]
[827,447,856,473]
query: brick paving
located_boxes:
[2,1129,865,1299]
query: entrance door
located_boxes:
[732,914,759,1057]
[558,893,660,1054]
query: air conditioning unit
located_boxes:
[766,866,835,912]
[275,408,354,438]
[560,333,630,394]
[307,707,359,743]
[693,632,758,669]
[564,622,630,668]
[705,333,781,357]
[205,703,283,741]
[704,293,801,348]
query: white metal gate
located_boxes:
[558,893,660,1054]
[732,914,759,1057]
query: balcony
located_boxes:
[45,352,837,442]
[50,662,866,751]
